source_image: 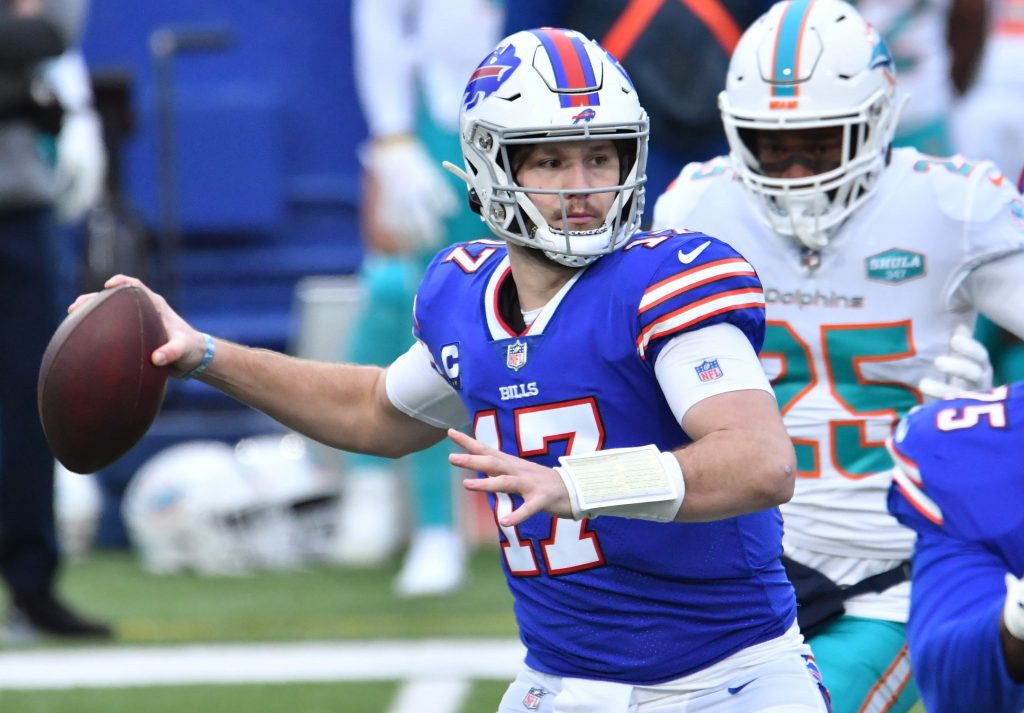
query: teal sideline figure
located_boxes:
[343,0,504,595]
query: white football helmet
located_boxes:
[233,433,342,567]
[450,28,649,267]
[719,0,903,249]
[122,440,270,576]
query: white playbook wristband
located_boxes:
[1004,573,1024,640]
[554,445,685,522]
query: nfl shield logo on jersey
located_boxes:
[506,340,528,371]
[523,687,547,710]
[695,359,724,382]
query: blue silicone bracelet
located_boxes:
[182,333,215,380]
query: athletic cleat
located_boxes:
[6,591,112,641]
[330,467,406,566]
[393,526,466,597]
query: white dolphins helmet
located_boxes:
[122,440,268,576]
[719,0,903,249]
[453,28,649,267]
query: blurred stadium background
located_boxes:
[1,1,938,711]
[3,2,520,712]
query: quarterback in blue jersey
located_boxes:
[887,385,1024,713]
[74,29,831,711]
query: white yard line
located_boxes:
[0,638,525,689]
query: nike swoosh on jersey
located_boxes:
[678,240,711,264]
[727,679,755,695]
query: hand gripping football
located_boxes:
[37,285,168,473]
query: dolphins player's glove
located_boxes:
[55,110,107,223]
[363,134,457,252]
[1004,572,1024,640]
[918,324,993,401]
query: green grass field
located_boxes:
[0,548,930,712]
[0,547,517,712]
[54,548,517,644]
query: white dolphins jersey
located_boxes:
[654,148,1024,616]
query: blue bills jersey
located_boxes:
[413,232,796,684]
[887,384,1024,713]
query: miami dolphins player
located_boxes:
[80,28,833,712]
[888,384,1024,713]
[652,1,1024,711]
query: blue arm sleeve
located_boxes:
[908,533,1024,713]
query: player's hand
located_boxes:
[448,428,573,526]
[364,135,457,251]
[54,110,107,223]
[918,324,993,401]
[69,275,210,378]
[1005,572,1024,641]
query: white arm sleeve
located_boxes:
[653,322,774,425]
[385,340,469,429]
[962,251,1024,341]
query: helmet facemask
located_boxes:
[466,125,647,267]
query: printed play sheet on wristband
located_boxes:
[562,446,678,510]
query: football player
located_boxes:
[888,385,1024,712]
[78,28,833,712]
[652,1,1024,711]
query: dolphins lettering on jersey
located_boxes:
[764,286,864,309]
[464,43,522,110]
[499,381,539,401]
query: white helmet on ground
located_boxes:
[122,440,268,576]
[451,27,649,267]
[719,0,903,249]
[233,433,342,567]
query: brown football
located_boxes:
[37,285,169,474]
